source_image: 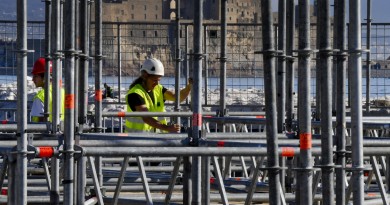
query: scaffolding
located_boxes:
[2,0,390,204]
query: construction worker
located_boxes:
[103,83,113,98]
[30,57,65,122]
[125,58,192,133]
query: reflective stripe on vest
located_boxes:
[32,85,65,122]
[125,84,167,132]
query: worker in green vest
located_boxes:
[30,57,65,122]
[125,58,192,133]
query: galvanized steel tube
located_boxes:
[260,1,281,205]
[349,1,365,204]
[285,0,295,133]
[317,0,335,204]
[297,0,313,204]
[16,0,28,203]
[63,0,76,203]
[192,0,203,204]
[334,0,347,204]
[277,0,286,133]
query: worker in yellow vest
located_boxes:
[30,57,65,122]
[125,58,192,133]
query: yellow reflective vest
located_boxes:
[32,85,65,122]
[125,84,167,132]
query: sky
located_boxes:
[272,0,390,23]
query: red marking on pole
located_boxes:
[38,147,54,158]
[95,90,102,101]
[299,133,312,150]
[281,147,295,157]
[1,120,8,124]
[65,94,75,109]
[192,113,202,126]
[117,112,126,117]
[210,177,215,184]
[1,189,7,195]
[217,141,225,147]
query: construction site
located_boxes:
[1,0,390,204]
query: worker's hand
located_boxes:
[167,124,181,133]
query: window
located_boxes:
[143,31,146,37]
[155,5,158,10]
[121,10,124,15]
[155,31,158,37]
[144,14,147,19]
[131,14,134,19]
[144,5,147,10]
[155,14,158,19]
[131,5,134,10]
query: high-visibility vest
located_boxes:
[125,84,167,132]
[32,85,65,122]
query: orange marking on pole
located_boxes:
[38,147,54,158]
[65,94,75,109]
[59,80,63,88]
[256,115,265,118]
[217,141,225,147]
[367,193,377,197]
[95,90,102,101]
[118,133,128,137]
[117,112,126,117]
[299,133,312,150]
[281,147,295,157]
[192,113,202,126]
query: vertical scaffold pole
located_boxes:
[297,0,313,204]
[63,0,76,204]
[317,0,335,204]
[277,0,286,134]
[365,0,372,112]
[260,1,280,204]
[285,0,295,133]
[174,0,181,125]
[349,0,364,204]
[16,0,28,204]
[334,1,347,204]
[192,0,203,204]
[44,0,52,128]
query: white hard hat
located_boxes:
[141,58,164,76]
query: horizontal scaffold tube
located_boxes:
[80,146,390,157]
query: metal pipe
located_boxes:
[277,0,286,133]
[317,0,335,204]
[334,0,347,204]
[349,0,365,204]
[192,0,203,204]
[285,0,295,133]
[174,0,182,126]
[117,24,122,105]
[94,0,103,133]
[219,0,227,133]
[63,0,76,203]
[365,0,372,112]
[297,0,313,204]
[16,0,28,203]
[260,1,280,204]
[51,0,62,134]
[81,146,323,157]
[79,0,89,132]
[44,0,52,128]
